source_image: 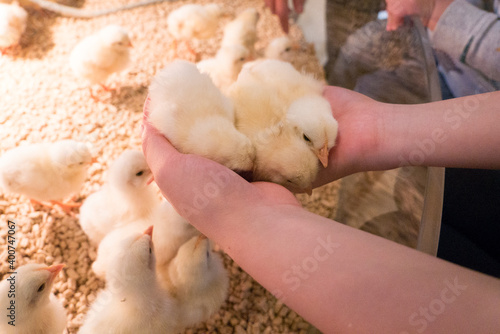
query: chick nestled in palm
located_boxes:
[0,140,93,212]
[0,263,66,334]
[167,3,223,58]
[0,1,28,55]
[79,149,158,245]
[70,24,132,100]
[148,59,255,173]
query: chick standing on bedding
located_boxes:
[196,44,250,93]
[80,226,181,334]
[148,59,255,172]
[0,263,66,334]
[79,149,158,245]
[0,140,93,212]
[232,59,338,168]
[153,200,200,289]
[221,7,260,57]
[166,235,229,328]
[0,1,27,54]
[167,3,223,58]
[264,36,300,62]
[70,24,132,100]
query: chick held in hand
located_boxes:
[166,235,229,328]
[232,59,338,168]
[167,3,223,58]
[0,140,93,212]
[70,24,132,99]
[221,7,260,57]
[80,149,159,245]
[148,59,255,173]
[0,263,66,334]
[0,1,28,54]
[196,44,251,93]
[80,226,181,334]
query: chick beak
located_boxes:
[90,157,98,164]
[147,175,155,185]
[316,141,329,168]
[128,41,133,48]
[291,42,301,51]
[143,225,154,237]
[41,264,65,281]
[303,186,313,196]
[194,234,208,249]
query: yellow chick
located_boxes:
[196,44,251,93]
[69,24,132,99]
[153,200,200,288]
[80,227,181,334]
[167,3,223,57]
[148,59,255,173]
[79,149,158,245]
[166,235,229,328]
[232,59,338,168]
[0,140,93,212]
[221,7,260,57]
[0,1,27,54]
[0,263,66,334]
[264,36,300,62]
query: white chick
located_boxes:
[166,235,229,328]
[264,36,300,62]
[70,24,132,98]
[0,263,66,334]
[148,59,255,172]
[0,1,27,54]
[221,7,260,57]
[196,44,250,93]
[80,226,181,334]
[79,149,158,245]
[232,59,338,168]
[153,200,200,289]
[0,140,93,212]
[167,3,223,57]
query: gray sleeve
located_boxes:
[430,0,500,81]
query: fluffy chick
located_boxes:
[232,59,338,168]
[196,44,250,93]
[221,7,260,57]
[153,200,200,289]
[264,36,300,62]
[0,140,93,211]
[70,25,132,97]
[166,236,229,328]
[148,59,255,172]
[0,263,66,334]
[167,3,222,57]
[79,149,158,245]
[0,1,27,54]
[80,227,181,334]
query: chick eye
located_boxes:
[303,134,311,142]
[284,47,291,52]
[136,170,144,177]
[37,283,45,292]
[239,57,245,62]
[149,247,152,254]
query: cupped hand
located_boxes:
[141,98,301,238]
[313,86,385,187]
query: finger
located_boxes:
[264,0,275,13]
[292,0,305,14]
[276,0,289,33]
[386,12,405,31]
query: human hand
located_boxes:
[313,86,387,188]
[385,0,453,31]
[141,97,301,243]
[264,0,306,33]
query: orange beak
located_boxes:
[143,225,154,237]
[194,234,208,249]
[147,175,154,185]
[90,157,98,164]
[291,42,301,51]
[39,263,65,281]
[316,140,329,168]
[128,41,133,48]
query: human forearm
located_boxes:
[380,91,500,170]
